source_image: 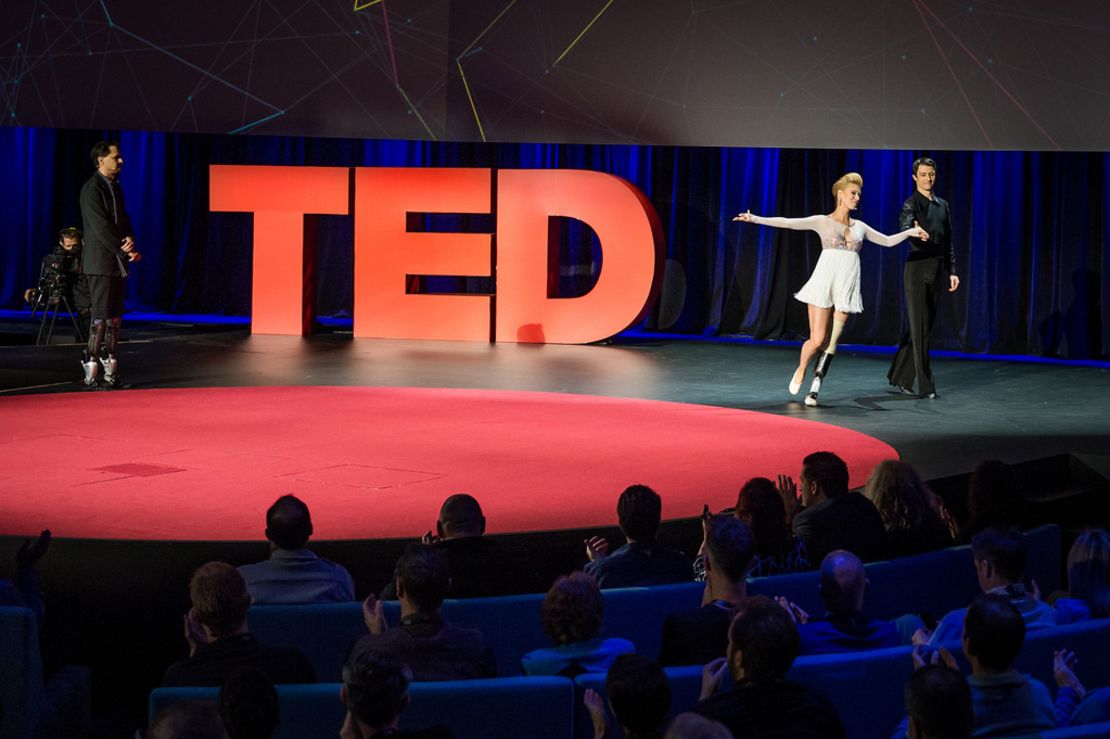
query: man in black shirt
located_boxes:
[693,596,845,739]
[659,517,754,666]
[79,140,141,388]
[162,562,315,687]
[888,157,959,399]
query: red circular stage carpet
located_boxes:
[0,387,897,540]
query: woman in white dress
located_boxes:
[734,173,928,406]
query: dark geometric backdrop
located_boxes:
[3,1,1109,150]
[1,127,1106,359]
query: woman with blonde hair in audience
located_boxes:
[522,571,634,677]
[864,460,955,558]
[1051,529,1110,623]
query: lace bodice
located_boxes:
[749,214,909,252]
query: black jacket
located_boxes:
[792,492,887,564]
[695,678,846,739]
[79,172,133,276]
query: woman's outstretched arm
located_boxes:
[861,221,929,247]
[733,212,825,231]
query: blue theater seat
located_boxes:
[0,606,90,739]
[1043,723,1110,738]
[149,677,575,739]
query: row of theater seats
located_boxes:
[248,524,1064,681]
[0,525,1073,739]
[150,616,1110,739]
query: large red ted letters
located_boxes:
[210,165,663,344]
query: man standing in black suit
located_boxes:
[79,140,141,388]
[888,157,959,399]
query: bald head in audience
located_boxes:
[818,550,868,614]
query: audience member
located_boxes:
[382,493,524,598]
[896,595,1054,737]
[349,544,496,681]
[902,664,973,739]
[863,460,955,558]
[238,495,354,605]
[0,529,50,625]
[584,485,692,589]
[660,518,755,666]
[916,525,1055,645]
[663,713,734,739]
[692,479,808,582]
[1053,648,1110,728]
[218,667,279,739]
[583,654,671,739]
[956,460,1023,544]
[735,478,810,575]
[1051,528,1110,623]
[148,701,229,739]
[781,452,887,564]
[960,593,1054,734]
[162,562,315,687]
[339,648,454,739]
[693,596,845,739]
[780,550,900,655]
[521,571,634,676]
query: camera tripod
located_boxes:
[30,290,87,346]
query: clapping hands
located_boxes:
[584,536,610,562]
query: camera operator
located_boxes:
[24,227,91,341]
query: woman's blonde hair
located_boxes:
[831,172,863,200]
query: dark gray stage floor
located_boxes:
[2,320,1108,482]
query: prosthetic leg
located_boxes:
[99,317,121,387]
[805,319,846,407]
[82,319,106,388]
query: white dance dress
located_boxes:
[751,214,910,313]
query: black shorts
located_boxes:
[86,274,125,320]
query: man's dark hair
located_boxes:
[541,572,603,645]
[149,701,227,739]
[705,517,755,583]
[58,226,83,242]
[963,593,1025,670]
[617,484,662,542]
[971,525,1027,583]
[904,664,972,739]
[342,649,412,730]
[90,140,118,168]
[190,562,251,638]
[265,495,312,550]
[605,654,671,739]
[735,477,789,555]
[394,544,450,612]
[729,595,799,680]
[802,452,849,499]
[438,493,485,537]
[219,667,279,739]
[912,157,938,174]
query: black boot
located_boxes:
[805,352,835,407]
[82,321,106,388]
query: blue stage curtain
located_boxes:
[0,127,1106,358]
